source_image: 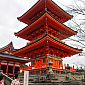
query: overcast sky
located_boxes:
[0,0,85,67]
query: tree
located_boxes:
[61,0,85,49]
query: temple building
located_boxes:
[0,42,28,77]
[13,0,82,75]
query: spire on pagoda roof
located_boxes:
[13,34,82,58]
[18,0,73,25]
[15,13,76,41]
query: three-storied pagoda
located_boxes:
[13,0,82,74]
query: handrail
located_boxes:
[1,71,13,85]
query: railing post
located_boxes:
[6,62,9,75]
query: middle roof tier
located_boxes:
[15,13,77,41]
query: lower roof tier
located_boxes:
[13,34,82,58]
[15,13,76,41]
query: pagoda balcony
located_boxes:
[22,56,62,71]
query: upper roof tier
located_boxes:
[18,0,73,25]
[13,34,82,58]
[15,13,76,41]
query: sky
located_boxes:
[0,0,85,68]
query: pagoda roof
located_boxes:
[15,13,76,40]
[18,0,73,25]
[13,34,82,58]
[0,52,28,63]
[0,42,15,53]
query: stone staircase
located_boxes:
[1,70,85,85]
[18,73,85,85]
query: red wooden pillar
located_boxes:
[6,62,9,75]
[13,63,15,78]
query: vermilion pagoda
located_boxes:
[13,0,82,74]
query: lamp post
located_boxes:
[46,54,54,80]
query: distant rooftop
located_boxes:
[0,42,28,63]
[0,42,14,52]
[0,52,28,63]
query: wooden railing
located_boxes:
[0,71,13,85]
